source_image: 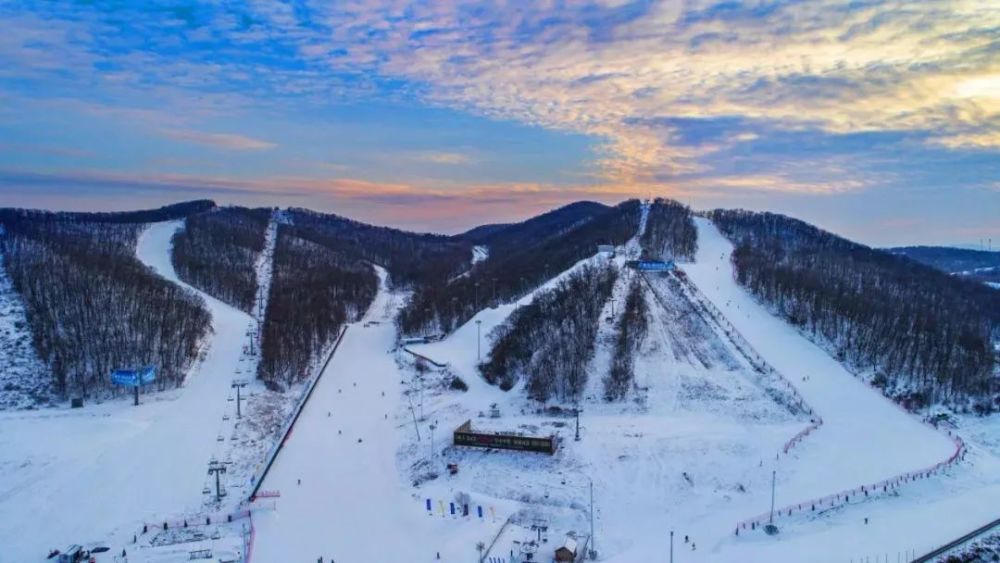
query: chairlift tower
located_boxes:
[231,380,248,418]
[208,460,227,502]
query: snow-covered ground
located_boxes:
[0,220,257,562]
[0,249,52,409]
[396,212,814,563]
[3,213,995,563]
[681,217,999,561]
[253,268,525,561]
[378,216,998,563]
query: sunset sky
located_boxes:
[1,1,997,246]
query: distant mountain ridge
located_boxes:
[888,246,1000,287]
[2,199,996,412]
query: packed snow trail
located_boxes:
[250,268,416,560]
[253,269,512,562]
[0,220,252,561]
[682,217,958,560]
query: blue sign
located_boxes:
[111,365,156,387]
[637,260,674,272]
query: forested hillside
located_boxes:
[258,226,378,388]
[640,198,697,261]
[172,206,271,312]
[605,277,650,401]
[0,203,212,398]
[285,209,471,288]
[398,200,640,336]
[480,264,618,401]
[709,209,999,408]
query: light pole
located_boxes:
[765,469,779,535]
[476,319,482,361]
[589,477,596,560]
[429,421,437,461]
[770,469,776,524]
[670,530,674,563]
[408,404,421,441]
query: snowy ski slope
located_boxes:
[684,217,984,561]
[0,220,254,561]
[2,214,995,563]
[252,269,519,561]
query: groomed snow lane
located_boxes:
[685,217,958,561]
[0,220,252,562]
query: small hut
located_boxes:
[554,536,578,562]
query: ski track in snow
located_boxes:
[683,217,999,562]
[0,220,254,562]
[252,267,520,561]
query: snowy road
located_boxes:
[0,220,252,561]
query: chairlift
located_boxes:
[202,487,211,494]
[217,435,224,442]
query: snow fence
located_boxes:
[666,270,969,535]
[246,325,349,501]
[735,429,965,534]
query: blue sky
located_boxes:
[0,1,997,245]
